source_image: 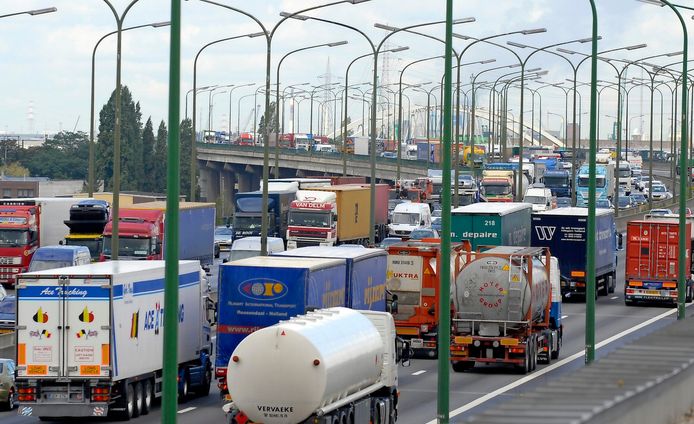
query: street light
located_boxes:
[228,83,256,139]
[0,7,57,19]
[275,41,348,178]
[88,21,170,197]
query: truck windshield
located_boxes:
[524,196,546,204]
[65,239,101,259]
[618,169,631,177]
[391,212,421,226]
[102,236,151,257]
[482,184,511,195]
[0,229,28,247]
[288,211,331,228]
[543,176,567,187]
[233,216,262,230]
[578,176,606,188]
[28,260,73,272]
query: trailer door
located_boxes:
[16,276,64,379]
[64,277,111,379]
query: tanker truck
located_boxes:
[222,307,411,424]
[450,246,562,374]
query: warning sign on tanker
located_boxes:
[386,256,423,292]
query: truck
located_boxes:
[480,163,531,202]
[263,178,330,190]
[215,256,347,397]
[451,202,532,250]
[15,260,215,420]
[274,246,387,311]
[542,169,571,198]
[101,201,215,269]
[0,198,78,286]
[223,307,411,424]
[531,207,618,299]
[450,247,563,373]
[624,219,693,305]
[388,202,432,238]
[576,163,614,207]
[63,199,110,261]
[232,183,298,243]
[385,240,471,357]
[617,161,632,195]
[286,185,371,249]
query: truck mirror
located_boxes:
[397,338,412,367]
[206,298,217,325]
[618,233,624,250]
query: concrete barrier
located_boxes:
[0,333,14,361]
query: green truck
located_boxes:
[451,202,532,250]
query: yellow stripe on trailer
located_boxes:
[500,338,519,346]
[454,336,472,345]
[396,327,420,336]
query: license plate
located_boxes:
[646,290,660,295]
[410,339,424,348]
[46,393,68,400]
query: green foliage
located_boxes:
[256,101,279,142]
[152,120,168,193]
[140,118,156,192]
[21,131,89,179]
[0,162,30,177]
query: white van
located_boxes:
[388,202,432,237]
[28,246,92,271]
[523,187,554,212]
[227,236,285,262]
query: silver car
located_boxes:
[0,359,16,410]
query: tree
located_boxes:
[141,118,156,192]
[179,118,198,200]
[256,101,279,143]
[96,86,144,191]
[22,131,89,180]
[152,120,168,193]
[0,162,30,177]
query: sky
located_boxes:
[0,0,690,141]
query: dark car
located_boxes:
[379,237,403,249]
[214,226,234,258]
[556,197,572,208]
[409,228,439,240]
[617,196,634,210]
[431,217,442,232]
[0,295,15,334]
[630,193,647,206]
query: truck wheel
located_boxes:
[686,284,693,303]
[599,278,609,297]
[179,370,190,402]
[116,382,135,420]
[608,273,616,294]
[451,361,474,373]
[200,364,212,396]
[132,382,142,418]
[530,337,537,371]
[140,379,152,415]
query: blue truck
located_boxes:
[273,246,388,311]
[576,163,614,207]
[543,169,572,198]
[215,256,347,397]
[232,186,297,242]
[531,207,619,299]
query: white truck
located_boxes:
[388,202,432,238]
[223,307,410,424]
[15,260,215,420]
[617,162,632,194]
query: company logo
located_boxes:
[76,329,98,339]
[29,329,51,339]
[78,307,94,323]
[130,311,139,339]
[32,307,49,323]
[534,226,557,241]
[239,278,288,301]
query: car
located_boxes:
[458,175,476,190]
[431,216,442,232]
[214,226,234,258]
[648,208,673,216]
[0,295,14,334]
[409,228,439,240]
[380,151,397,159]
[630,193,647,206]
[648,184,672,200]
[617,196,635,210]
[596,199,613,209]
[432,209,442,218]
[556,197,572,208]
[0,359,16,410]
[379,237,403,249]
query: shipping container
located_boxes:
[451,202,531,249]
[313,185,372,242]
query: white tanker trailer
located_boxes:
[223,307,411,424]
[450,246,563,374]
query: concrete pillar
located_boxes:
[220,168,236,218]
[236,171,253,193]
[198,166,220,203]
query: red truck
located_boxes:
[385,240,470,358]
[625,219,694,305]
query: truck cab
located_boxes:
[28,245,91,272]
[101,209,163,260]
[542,169,571,198]
[617,162,632,195]
[388,203,432,238]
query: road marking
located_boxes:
[178,407,197,414]
[425,306,685,424]
[412,370,427,376]
[561,315,568,319]
[611,296,619,300]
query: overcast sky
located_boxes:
[0,0,689,140]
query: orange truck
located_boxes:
[385,240,471,358]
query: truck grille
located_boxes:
[0,257,21,265]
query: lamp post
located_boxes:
[275,41,348,178]
[185,85,213,119]
[281,83,310,141]
[100,0,146,260]
[209,89,229,134]
[0,7,56,19]
[88,21,169,197]
[228,83,256,139]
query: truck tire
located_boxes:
[199,364,212,396]
[141,379,153,415]
[132,382,142,418]
[599,277,609,297]
[608,273,616,294]
[115,382,135,421]
[530,336,537,371]
[518,347,531,374]
[686,284,693,303]
[179,370,190,402]
[551,329,562,360]
[451,361,474,373]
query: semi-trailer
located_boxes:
[223,307,411,424]
[451,202,532,250]
[15,260,215,420]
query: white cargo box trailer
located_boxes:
[15,260,214,420]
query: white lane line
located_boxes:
[178,407,197,414]
[611,296,619,300]
[425,306,684,424]
[561,315,568,319]
[412,370,427,376]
